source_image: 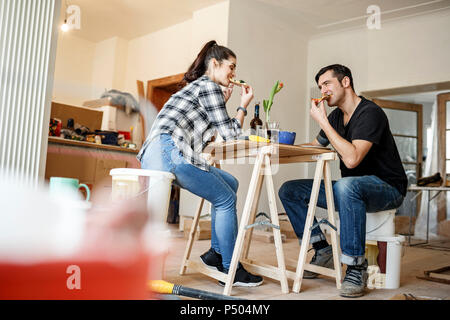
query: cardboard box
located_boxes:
[251,230,286,243]
[183,218,211,240]
[93,158,128,194]
[45,153,97,185]
[51,102,102,131]
[279,216,297,239]
[45,147,133,195]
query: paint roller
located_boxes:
[148,280,245,300]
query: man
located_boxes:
[279,64,407,298]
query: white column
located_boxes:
[0,0,61,185]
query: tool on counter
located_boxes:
[148,280,245,300]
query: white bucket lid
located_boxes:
[366,234,406,243]
[110,168,175,181]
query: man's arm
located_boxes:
[299,138,323,147]
[310,101,372,169]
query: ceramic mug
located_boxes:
[49,177,90,201]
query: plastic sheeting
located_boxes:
[414,101,448,240]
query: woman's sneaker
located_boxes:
[200,248,223,272]
[219,263,263,287]
[339,259,368,298]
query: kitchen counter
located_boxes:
[45,137,141,192]
[48,136,139,154]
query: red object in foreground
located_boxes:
[0,251,153,300]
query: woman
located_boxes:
[137,40,263,287]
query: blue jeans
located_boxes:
[140,134,239,269]
[278,176,404,266]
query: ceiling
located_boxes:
[58,0,225,42]
[59,0,450,42]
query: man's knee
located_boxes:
[278,180,296,200]
[333,177,361,198]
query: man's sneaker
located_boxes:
[339,259,368,298]
[200,248,223,272]
[219,263,264,287]
[303,245,334,279]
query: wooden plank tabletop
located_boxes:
[203,139,335,163]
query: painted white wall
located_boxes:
[123,19,193,96]
[124,0,230,98]
[222,0,310,219]
[52,33,95,106]
[91,37,129,99]
[306,9,450,180]
[91,38,117,98]
[191,1,229,57]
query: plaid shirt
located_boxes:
[137,75,242,171]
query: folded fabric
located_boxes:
[101,89,140,114]
[417,172,442,186]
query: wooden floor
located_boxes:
[160,224,450,300]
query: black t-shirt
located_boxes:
[317,97,407,196]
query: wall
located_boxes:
[222,0,310,218]
[52,33,95,106]
[124,1,230,98]
[91,37,129,99]
[306,9,450,180]
[306,9,450,136]
[123,20,193,96]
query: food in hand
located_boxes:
[312,94,332,104]
[229,78,248,87]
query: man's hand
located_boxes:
[310,99,328,127]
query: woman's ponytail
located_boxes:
[182,40,235,84]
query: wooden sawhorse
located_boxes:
[179,141,342,295]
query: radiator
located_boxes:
[0,0,60,186]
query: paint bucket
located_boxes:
[110,168,175,280]
[366,209,395,237]
[110,168,175,225]
[366,234,405,289]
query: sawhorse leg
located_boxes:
[241,164,265,260]
[223,151,266,295]
[292,158,341,293]
[179,196,205,275]
[223,148,288,295]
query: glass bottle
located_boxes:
[250,102,263,134]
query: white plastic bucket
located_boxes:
[366,209,395,237]
[366,234,405,289]
[110,168,175,224]
[110,168,176,280]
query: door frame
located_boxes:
[372,98,423,179]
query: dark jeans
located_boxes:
[278,176,404,265]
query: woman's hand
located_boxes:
[222,84,234,103]
[240,84,254,109]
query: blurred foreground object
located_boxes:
[0,172,156,300]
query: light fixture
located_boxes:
[61,0,70,32]
[61,19,69,32]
